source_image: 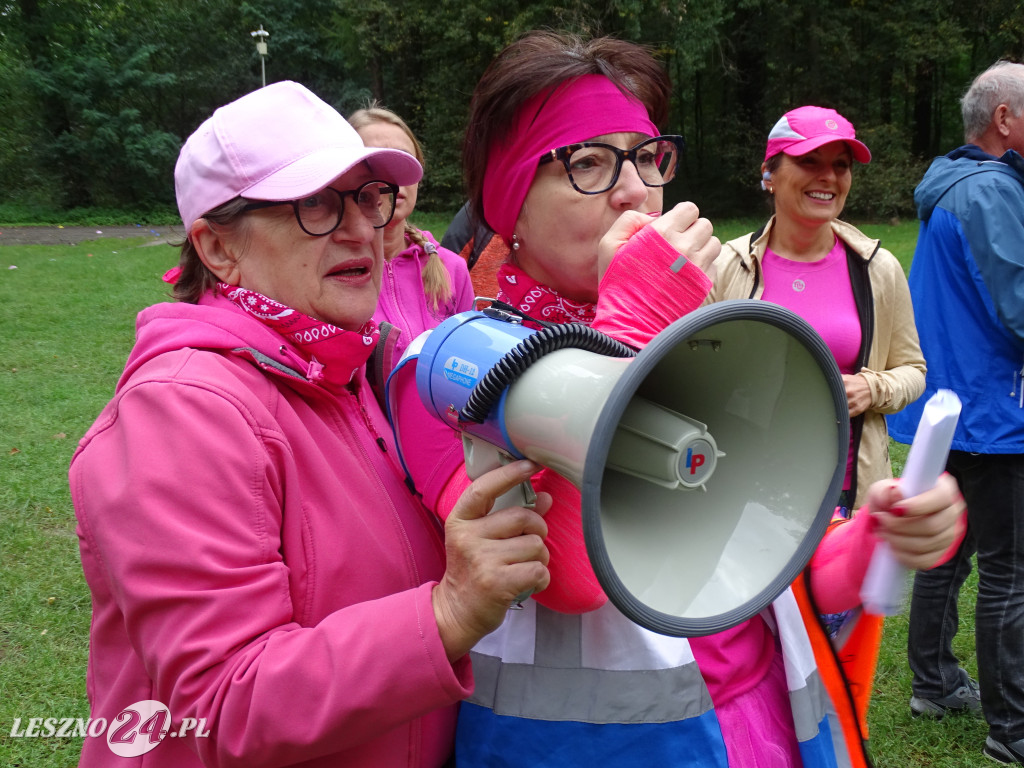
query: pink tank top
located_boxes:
[761,238,861,491]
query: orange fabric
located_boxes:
[791,572,872,768]
[811,515,884,738]
[459,236,508,302]
[836,611,884,737]
[807,512,884,736]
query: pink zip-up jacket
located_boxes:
[70,292,472,768]
[374,230,474,360]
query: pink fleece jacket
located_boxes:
[70,293,471,768]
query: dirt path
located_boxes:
[0,224,179,246]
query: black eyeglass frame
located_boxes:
[240,179,400,236]
[537,135,686,195]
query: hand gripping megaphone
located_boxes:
[403,300,849,637]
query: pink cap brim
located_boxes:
[766,134,872,164]
[175,82,425,235]
[243,146,422,201]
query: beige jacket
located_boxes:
[705,216,926,509]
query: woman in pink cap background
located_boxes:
[710,106,925,513]
[706,105,928,734]
[389,37,963,768]
[70,81,553,768]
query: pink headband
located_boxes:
[481,74,660,242]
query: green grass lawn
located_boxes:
[0,219,989,766]
[1,236,174,766]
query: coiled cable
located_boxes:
[459,323,637,424]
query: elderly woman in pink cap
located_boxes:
[706,105,928,733]
[70,81,554,768]
[388,36,963,768]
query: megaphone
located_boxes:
[407,300,849,637]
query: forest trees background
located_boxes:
[2,0,1024,223]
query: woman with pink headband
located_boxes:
[390,32,964,768]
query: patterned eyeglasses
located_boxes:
[538,135,685,195]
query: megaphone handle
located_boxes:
[462,435,537,607]
[490,482,538,609]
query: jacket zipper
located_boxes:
[383,258,414,338]
[1012,354,1024,408]
[277,345,325,383]
[233,346,385,450]
[351,382,389,453]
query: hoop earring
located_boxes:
[511,233,521,251]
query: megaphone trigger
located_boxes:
[462,434,538,510]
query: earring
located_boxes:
[511,234,521,251]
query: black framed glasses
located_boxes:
[241,180,399,236]
[538,135,685,195]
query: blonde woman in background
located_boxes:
[350,105,474,361]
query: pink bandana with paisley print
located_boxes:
[218,282,379,388]
[495,262,596,327]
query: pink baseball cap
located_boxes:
[764,106,871,163]
[175,81,423,234]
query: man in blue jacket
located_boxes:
[888,60,1024,764]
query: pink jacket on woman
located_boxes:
[374,230,475,361]
[70,291,471,768]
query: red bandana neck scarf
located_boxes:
[495,262,596,327]
[218,283,378,388]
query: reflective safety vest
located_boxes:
[457,582,871,768]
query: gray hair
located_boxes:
[962,61,1024,143]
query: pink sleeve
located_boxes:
[388,359,468,512]
[592,224,713,347]
[809,503,968,613]
[808,511,877,613]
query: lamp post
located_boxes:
[251,25,269,88]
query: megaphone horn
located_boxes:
[411,300,849,637]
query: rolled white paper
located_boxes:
[860,389,962,616]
